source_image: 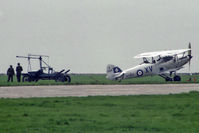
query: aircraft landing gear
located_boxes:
[173,75,181,81]
[165,77,173,81]
[159,74,181,82]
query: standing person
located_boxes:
[16,63,23,82]
[7,65,15,82]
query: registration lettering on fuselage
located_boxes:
[145,66,152,73]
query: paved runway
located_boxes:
[0,84,199,98]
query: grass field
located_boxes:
[0,92,199,133]
[0,74,199,86]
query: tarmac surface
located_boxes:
[0,84,199,98]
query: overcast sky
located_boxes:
[0,0,199,73]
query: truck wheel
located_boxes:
[55,75,66,82]
[23,75,31,82]
[65,75,71,83]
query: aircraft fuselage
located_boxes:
[120,55,191,80]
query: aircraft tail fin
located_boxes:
[106,64,122,80]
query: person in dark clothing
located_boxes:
[7,65,15,82]
[16,63,23,82]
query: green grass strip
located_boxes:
[0,91,199,133]
[0,74,199,86]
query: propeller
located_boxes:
[188,42,192,78]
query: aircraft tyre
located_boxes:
[173,75,181,81]
[165,77,172,82]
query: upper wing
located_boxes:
[134,49,190,58]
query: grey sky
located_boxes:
[0,0,199,73]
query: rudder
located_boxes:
[106,64,122,80]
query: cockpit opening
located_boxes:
[142,57,156,64]
[142,56,174,64]
[162,56,173,62]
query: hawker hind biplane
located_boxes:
[107,43,192,82]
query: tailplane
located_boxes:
[106,64,122,80]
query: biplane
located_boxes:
[106,43,192,81]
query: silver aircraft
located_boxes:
[106,43,192,82]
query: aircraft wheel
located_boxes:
[173,75,181,81]
[165,77,172,82]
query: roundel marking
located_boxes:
[114,67,119,73]
[137,70,143,77]
[113,67,122,73]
